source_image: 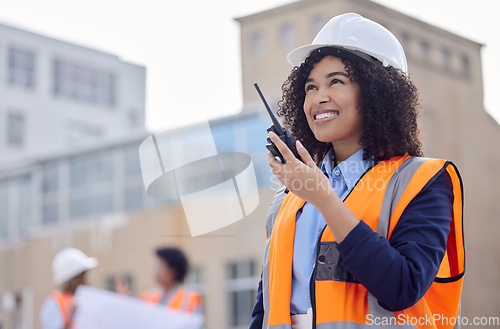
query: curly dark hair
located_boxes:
[156,247,189,283]
[277,50,423,164]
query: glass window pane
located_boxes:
[7,112,25,146]
[280,24,295,47]
[250,32,264,55]
[18,175,32,237]
[94,193,113,214]
[124,187,144,211]
[8,48,35,89]
[227,260,257,328]
[42,203,58,225]
[52,59,114,106]
[211,122,235,152]
[70,197,90,218]
[0,180,9,239]
[124,145,141,177]
[42,162,59,192]
[246,117,268,153]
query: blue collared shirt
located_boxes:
[290,147,373,314]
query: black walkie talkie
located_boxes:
[254,83,301,164]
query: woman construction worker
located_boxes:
[40,248,98,329]
[141,247,204,315]
[250,13,464,329]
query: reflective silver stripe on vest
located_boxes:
[377,157,430,238]
[263,187,288,329]
[368,157,430,323]
[268,325,293,329]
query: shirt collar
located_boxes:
[321,148,374,191]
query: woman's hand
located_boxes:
[267,131,336,208]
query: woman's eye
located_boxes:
[331,78,344,85]
[305,84,317,92]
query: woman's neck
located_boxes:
[332,142,363,163]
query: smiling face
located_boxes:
[303,56,363,156]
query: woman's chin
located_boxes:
[312,133,333,144]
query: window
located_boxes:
[211,122,235,152]
[441,48,451,70]
[69,151,114,218]
[250,32,264,55]
[280,23,295,48]
[420,41,430,63]
[123,143,146,211]
[311,15,326,36]
[127,110,141,128]
[18,175,32,237]
[227,260,258,328]
[7,47,35,89]
[185,266,205,306]
[42,162,59,225]
[0,180,9,240]
[400,33,410,52]
[67,121,103,145]
[461,54,470,77]
[7,112,25,147]
[53,59,115,107]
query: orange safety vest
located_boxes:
[50,291,76,329]
[262,156,464,329]
[140,287,203,313]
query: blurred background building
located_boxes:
[0,0,499,328]
[0,22,146,166]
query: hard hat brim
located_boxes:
[287,44,324,67]
[287,44,382,68]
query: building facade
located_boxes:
[1,0,499,328]
[0,22,146,166]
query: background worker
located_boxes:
[40,247,98,329]
[141,247,203,315]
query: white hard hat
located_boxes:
[51,248,98,285]
[287,13,408,73]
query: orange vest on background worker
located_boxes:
[50,291,76,329]
[140,287,203,313]
[263,156,464,329]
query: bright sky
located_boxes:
[0,0,498,131]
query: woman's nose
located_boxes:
[314,88,330,104]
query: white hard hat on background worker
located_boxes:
[52,247,98,285]
[41,248,98,329]
[287,12,408,73]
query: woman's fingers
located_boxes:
[296,140,316,167]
